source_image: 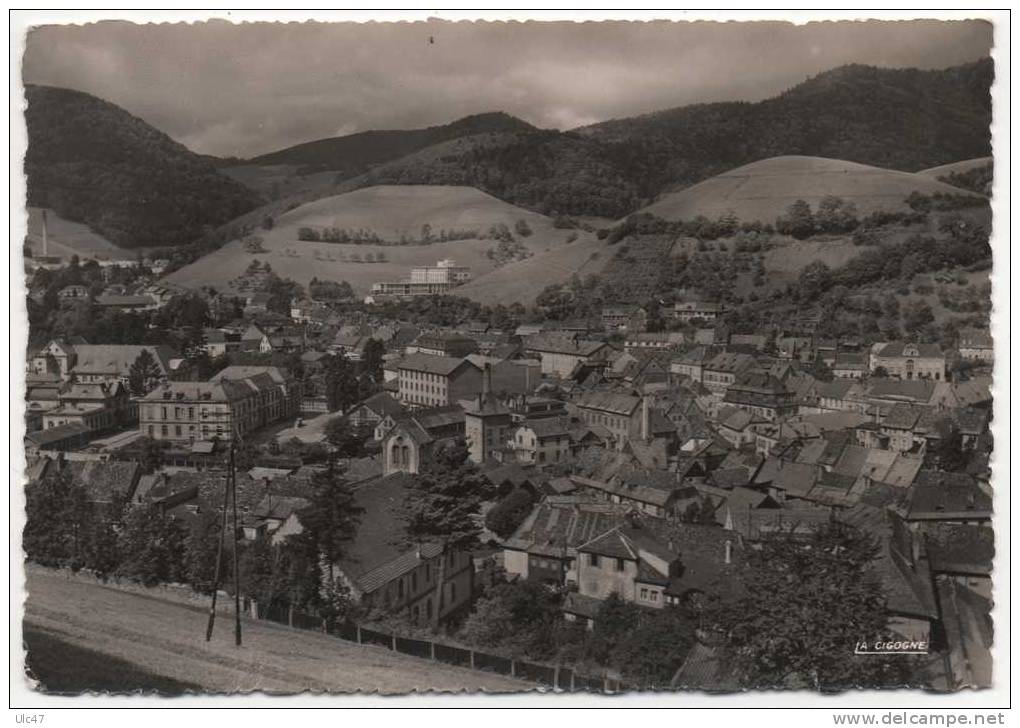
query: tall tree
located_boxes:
[776,199,816,239]
[83,493,127,580]
[128,348,163,396]
[116,505,188,587]
[360,338,386,382]
[324,353,360,412]
[295,460,363,589]
[713,520,920,691]
[24,466,93,568]
[324,416,366,458]
[185,507,228,595]
[396,441,491,629]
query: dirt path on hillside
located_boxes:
[21,569,528,695]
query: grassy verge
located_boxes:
[23,625,203,696]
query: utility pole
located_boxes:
[205,441,242,646]
[205,457,231,642]
[231,441,242,646]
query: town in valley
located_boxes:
[18,18,997,696]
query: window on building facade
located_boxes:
[616,558,625,572]
[589,553,599,567]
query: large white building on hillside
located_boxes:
[372,259,472,297]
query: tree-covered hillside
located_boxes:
[581,59,994,190]
[249,112,536,174]
[354,59,993,219]
[25,85,263,249]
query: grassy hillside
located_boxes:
[25,85,263,249]
[917,156,994,178]
[24,207,135,261]
[639,155,984,223]
[454,234,611,305]
[166,185,604,304]
[917,157,994,196]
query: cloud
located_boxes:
[22,18,993,157]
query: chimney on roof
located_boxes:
[483,362,492,398]
[724,540,732,565]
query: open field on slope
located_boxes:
[916,156,994,179]
[24,206,135,261]
[166,184,605,304]
[639,155,984,224]
[22,567,527,695]
[454,234,612,305]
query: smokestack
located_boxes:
[483,363,492,398]
[41,209,48,257]
[724,540,732,565]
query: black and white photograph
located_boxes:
[10,9,1008,713]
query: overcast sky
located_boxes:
[22,18,993,159]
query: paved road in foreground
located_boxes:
[22,569,527,695]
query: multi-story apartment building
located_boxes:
[396,353,482,409]
[702,351,762,396]
[40,381,134,433]
[957,330,994,364]
[722,372,797,421]
[869,342,947,381]
[139,366,298,442]
[523,333,610,378]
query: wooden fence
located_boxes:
[257,603,626,693]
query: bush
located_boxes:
[485,488,535,539]
[460,579,565,655]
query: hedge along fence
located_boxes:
[257,606,624,692]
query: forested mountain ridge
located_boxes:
[248,111,537,173]
[580,59,993,187]
[346,59,994,218]
[24,84,264,249]
[23,59,993,247]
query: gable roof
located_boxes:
[72,345,175,376]
[575,390,640,416]
[397,353,475,377]
[876,341,944,359]
[351,391,407,420]
[505,497,636,557]
[67,460,141,503]
[524,333,608,357]
[335,472,443,593]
